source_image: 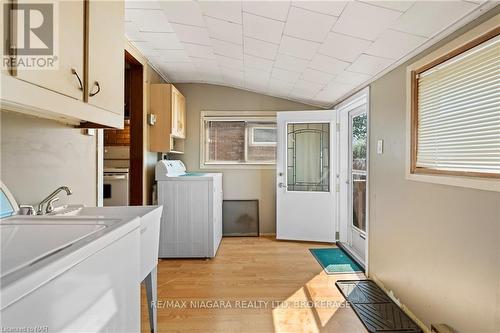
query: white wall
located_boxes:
[174,83,316,234]
[367,9,500,332]
[1,111,97,207]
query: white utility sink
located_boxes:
[1,222,106,277]
[50,205,163,280]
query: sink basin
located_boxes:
[50,205,163,280]
[1,223,106,277]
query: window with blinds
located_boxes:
[411,32,500,178]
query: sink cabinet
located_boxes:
[1,227,140,332]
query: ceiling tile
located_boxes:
[314,81,353,104]
[170,23,211,45]
[359,1,414,12]
[244,37,279,60]
[192,58,219,69]
[242,1,291,21]
[274,53,309,73]
[125,21,144,41]
[293,80,325,94]
[142,32,183,50]
[289,86,318,100]
[243,13,285,44]
[159,62,197,77]
[309,54,350,75]
[244,54,274,72]
[365,29,427,59]
[279,36,320,60]
[131,41,160,58]
[160,1,205,27]
[211,39,243,60]
[216,54,244,71]
[347,54,393,75]
[301,68,335,85]
[292,1,347,16]
[183,43,215,60]
[157,49,190,62]
[271,67,302,82]
[221,68,245,86]
[125,1,161,10]
[391,1,477,37]
[199,1,242,24]
[204,16,243,45]
[318,32,372,62]
[245,69,271,84]
[284,6,338,43]
[268,78,295,96]
[332,2,402,41]
[125,9,173,32]
[334,70,371,85]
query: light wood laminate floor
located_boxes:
[141,237,367,333]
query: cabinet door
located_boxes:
[171,86,186,138]
[14,0,84,100]
[87,0,124,115]
[149,84,172,152]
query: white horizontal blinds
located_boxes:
[416,35,500,175]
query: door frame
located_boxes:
[125,50,144,206]
[335,87,370,274]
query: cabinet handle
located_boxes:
[71,68,83,91]
[89,81,101,97]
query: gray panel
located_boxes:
[222,200,259,236]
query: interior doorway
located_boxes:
[337,88,369,267]
[101,51,144,206]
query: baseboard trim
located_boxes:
[370,274,430,333]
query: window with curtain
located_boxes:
[202,115,277,166]
[411,31,500,178]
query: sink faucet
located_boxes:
[36,186,72,215]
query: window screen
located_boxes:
[413,34,500,177]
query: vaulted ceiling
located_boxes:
[125,0,489,108]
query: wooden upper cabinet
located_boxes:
[149,84,186,153]
[86,0,124,115]
[14,0,85,100]
[171,85,186,139]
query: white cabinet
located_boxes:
[1,229,140,333]
[0,0,125,128]
[15,0,84,100]
[87,0,124,115]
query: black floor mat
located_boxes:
[336,280,422,333]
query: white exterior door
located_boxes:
[338,89,369,264]
[276,111,336,243]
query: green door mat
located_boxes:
[309,248,364,274]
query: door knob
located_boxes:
[278,182,287,188]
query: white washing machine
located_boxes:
[155,160,223,258]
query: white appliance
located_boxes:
[103,168,129,206]
[155,160,222,258]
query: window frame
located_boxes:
[249,125,277,147]
[199,110,277,169]
[410,26,500,180]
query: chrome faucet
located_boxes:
[36,186,72,215]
